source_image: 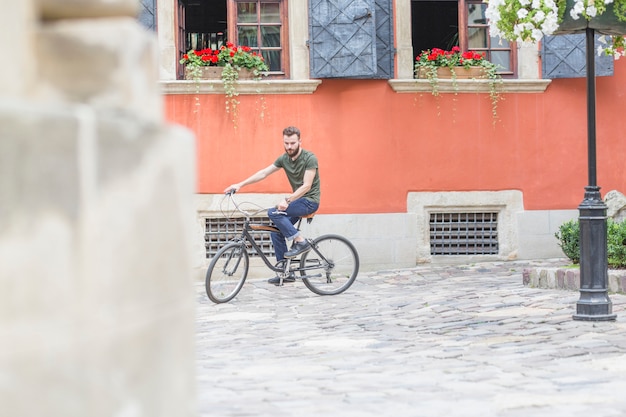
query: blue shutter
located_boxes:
[374,0,394,79]
[542,33,613,79]
[138,0,157,32]
[309,0,379,78]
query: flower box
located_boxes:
[416,66,487,79]
[184,66,256,80]
[556,0,626,36]
[414,47,502,119]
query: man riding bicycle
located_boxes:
[224,126,321,284]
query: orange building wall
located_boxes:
[164,61,626,214]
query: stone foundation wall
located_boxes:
[523,267,626,294]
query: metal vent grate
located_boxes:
[430,212,499,255]
[204,217,275,259]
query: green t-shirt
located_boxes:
[274,149,321,203]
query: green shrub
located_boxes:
[555,220,580,264]
[608,220,626,268]
[555,219,626,268]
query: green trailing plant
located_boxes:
[222,64,240,126]
[414,47,503,120]
[555,218,626,268]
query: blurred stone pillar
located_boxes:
[0,1,197,416]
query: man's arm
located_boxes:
[276,168,316,210]
[224,164,280,194]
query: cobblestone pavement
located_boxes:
[196,259,626,417]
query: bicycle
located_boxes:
[205,191,360,303]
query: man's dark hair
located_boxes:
[283,126,300,139]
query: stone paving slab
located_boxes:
[196,259,626,417]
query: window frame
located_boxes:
[460,0,517,78]
[227,0,290,79]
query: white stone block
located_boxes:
[0,100,197,417]
[37,0,139,19]
[0,0,37,97]
[35,17,162,122]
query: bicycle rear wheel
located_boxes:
[300,234,359,295]
[205,242,249,303]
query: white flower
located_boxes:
[570,0,585,19]
[586,5,598,17]
[541,19,558,34]
[534,10,546,23]
[486,0,563,43]
[531,28,544,41]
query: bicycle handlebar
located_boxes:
[221,189,266,219]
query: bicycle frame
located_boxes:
[237,218,330,279]
[240,220,282,273]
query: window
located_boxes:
[230,1,286,73]
[176,0,288,79]
[309,0,394,79]
[411,0,515,77]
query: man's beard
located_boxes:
[285,145,300,157]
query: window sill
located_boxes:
[160,79,322,95]
[388,79,552,94]
[160,78,550,95]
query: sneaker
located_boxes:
[284,240,311,258]
[267,275,295,285]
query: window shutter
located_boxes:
[138,0,157,31]
[373,0,394,79]
[542,33,613,79]
[309,0,378,78]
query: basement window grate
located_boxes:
[205,217,275,259]
[429,212,499,255]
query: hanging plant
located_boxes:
[179,43,269,126]
[485,0,626,58]
[414,46,503,120]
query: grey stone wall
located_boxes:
[0,1,197,416]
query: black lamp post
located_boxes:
[573,28,616,321]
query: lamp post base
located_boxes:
[574,186,616,322]
[573,314,616,321]
[573,294,616,321]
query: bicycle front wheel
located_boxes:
[205,242,249,303]
[300,234,359,295]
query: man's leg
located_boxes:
[267,209,299,285]
[270,198,318,258]
[270,230,290,263]
[267,199,319,283]
[268,199,318,247]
